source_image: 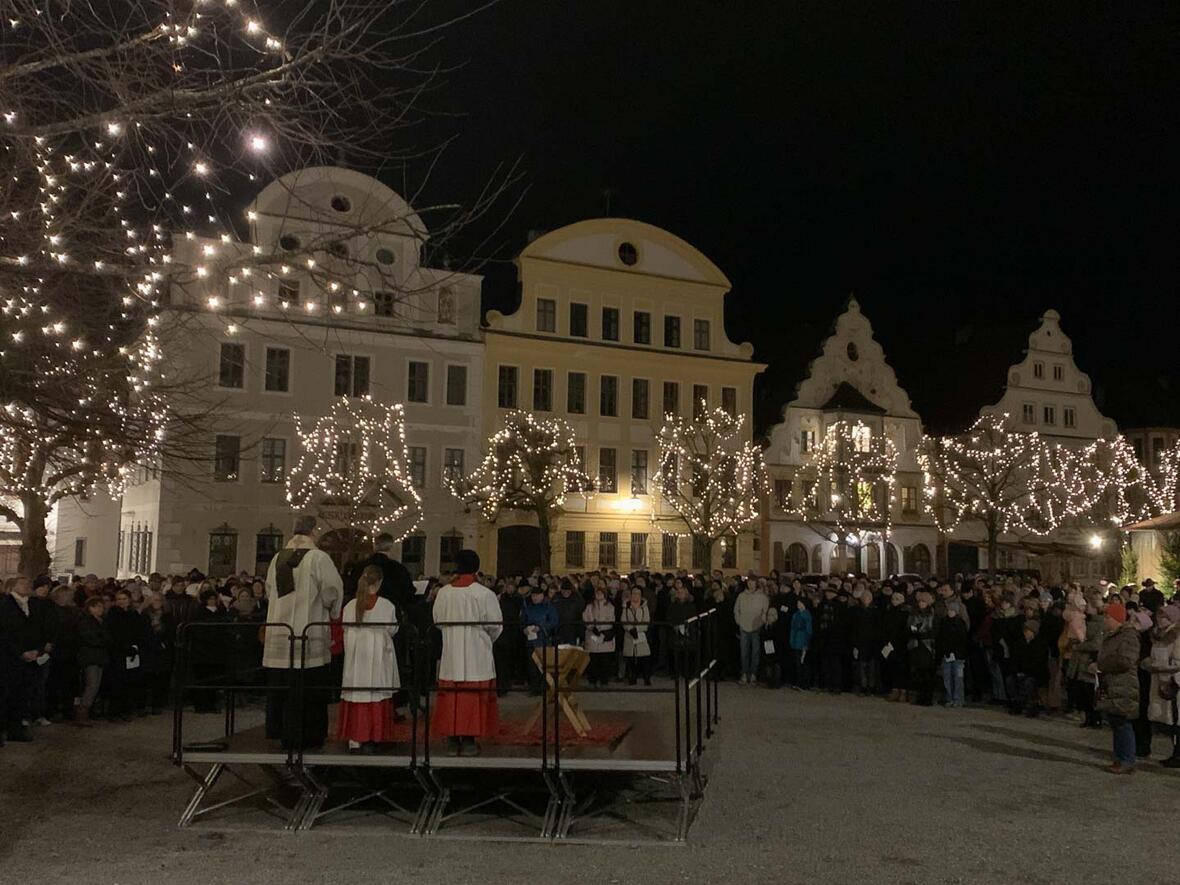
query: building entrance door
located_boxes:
[497,525,541,576]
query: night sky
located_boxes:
[411,2,1180,435]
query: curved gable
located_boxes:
[521,218,730,287]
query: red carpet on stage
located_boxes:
[330,706,633,748]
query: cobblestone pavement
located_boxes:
[2,685,1178,884]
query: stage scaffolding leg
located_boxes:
[411,768,439,835]
[178,763,301,830]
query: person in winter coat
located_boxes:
[1006,619,1049,716]
[47,585,81,721]
[1095,601,1141,774]
[0,576,55,741]
[935,605,970,708]
[521,587,558,695]
[734,583,768,686]
[882,592,911,701]
[493,581,524,695]
[621,588,652,686]
[666,584,699,680]
[1069,595,1106,729]
[141,593,176,714]
[102,588,150,722]
[759,608,783,688]
[850,592,883,696]
[1143,603,1180,767]
[813,587,845,693]
[552,580,584,647]
[190,588,230,714]
[789,599,813,689]
[907,592,937,706]
[583,587,618,687]
[75,596,111,727]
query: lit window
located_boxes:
[901,485,918,514]
[852,424,872,452]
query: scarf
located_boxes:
[451,574,476,588]
[274,548,311,598]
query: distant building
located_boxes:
[1123,427,1180,477]
[481,219,765,575]
[51,167,482,579]
[762,298,939,578]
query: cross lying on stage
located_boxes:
[523,646,592,737]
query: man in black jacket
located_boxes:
[0,577,55,742]
[344,533,416,609]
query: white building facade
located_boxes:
[762,298,939,578]
[51,168,482,579]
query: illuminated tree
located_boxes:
[1157,440,1180,515]
[286,396,421,544]
[447,410,595,574]
[652,404,767,570]
[0,1,510,574]
[790,419,899,562]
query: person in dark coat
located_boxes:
[907,592,938,706]
[47,585,81,721]
[552,579,584,647]
[0,576,55,742]
[189,588,230,714]
[493,581,524,695]
[935,604,970,707]
[163,578,200,628]
[850,593,884,696]
[344,533,416,609]
[882,591,911,700]
[105,589,150,721]
[666,584,699,680]
[814,587,848,693]
[1006,619,1049,716]
[74,597,111,726]
[142,592,176,714]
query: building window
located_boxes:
[208,525,238,579]
[446,365,467,406]
[663,381,680,417]
[598,448,618,494]
[901,485,919,514]
[721,538,736,569]
[255,527,283,572]
[600,375,619,417]
[802,479,818,511]
[1022,403,1036,424]
[618,242,639,265]
[437,288,456,325]
[664,315,681,348]
[374,291,396,317]
[565,531,585,569]
[1152,437,1165,465]
[408,446,427,489]
[402,535,425,576]
[567,372,586,414]
[74,538,86,568]
[1043,405,1056,425]
[218,342,245,389]
[536,298,556,333]
[264,347,290,393]
[800,428,816,453]
[443,448,465,484]
[630,533,648,569]
[633,311,651,345]
[278,278,301,304]
[1063,407,1076,428]
[661,454,679,496]
[1033,361,1044,379]
[533,369,554,411]
[662,534,678,569]
[773,479,790,510]
[721,387,737,417]
[602,306,620,341]
[632,378,649,420]
[407,361,430,403]
[439,534,463,575]
[852,424,871,452]
[128,524,153,575]
[260,438,286,483]
[334,354,370,397]
[1052,364,1063,381]
[693,319,711,351]
[575,445,587,473]
[497,366,518,408]
[334,440,357,475]
[693,385,708,419]
[692,539,707,570]
[631,449,649,495]
[570,302,588,337]
[214,435,241,482]
[598,532,618,567]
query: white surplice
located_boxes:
[340,596,399,703]
[432,581,503,682]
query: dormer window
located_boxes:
[618,242,638,266]
[278,234,301,252]
[375,247,395,266]
[328,241,349,259]
[1033,361,1044,379]
[846,342,859,361]
[330,194,351,213]
[437,288,456,325]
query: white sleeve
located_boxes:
[388,599,399,638]
[482,590,503,642]
[317,552,344,619]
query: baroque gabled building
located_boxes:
[762,298,938,578]
[480,219,765,575]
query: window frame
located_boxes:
[497,365,519,409]
[406,359,431,404]
[217,341,246,390]
[566,371,587,415]
[693,318,711,351]
[259,436,288,484]
[633,310,652,345]
[598,447,618,494]
[601,305,620,342]
[663,314,681,348]
[213,434,242,483]
[631,377,650,420]
[569,302,589,338]
[565,531,585,569]
[263,346,291,394]
[532,367,555,412]
[721,386,737,417]
[598,531,618,568]
[445,363,468,407]
[334,353,372,398]
[600,374,619,418]
[662,381,680,417]
[408,445,428,490]
[443,447,465,485]
[536,297,557,333]
[630,449,649,496]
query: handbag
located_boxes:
[1159,677,1179,702]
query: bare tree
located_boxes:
[446,410,594,574]
[652,404,767,571]
[0,1,514,574]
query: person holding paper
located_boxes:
[0,576,55,742]
[432,550,503,757]
[521,585,558,695]
[622,587,652,686]
[105,588,150,721]
[583,586,617,687]
[788,599,813,689]
[734,581,768,686]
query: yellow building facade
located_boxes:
[479,219,764,575]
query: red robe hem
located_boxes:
[433,678,499,738]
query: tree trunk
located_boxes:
[536,507,552,574]
[19,494,50,578]
[986,514,999,574]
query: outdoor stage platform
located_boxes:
[173,613,721,843]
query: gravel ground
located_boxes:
[2,686,1179,885]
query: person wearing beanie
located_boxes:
[1095,601,1141,774]
[1144,604,1180,767]
[432,550,503,756]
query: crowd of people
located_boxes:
[4,520,1179,774]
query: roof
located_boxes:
[820,381,886,414]
[1124,512,1180,532]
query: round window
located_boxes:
[330,194,352,213]
[375,247,396,266]
[846,342,859,361]
[278,234,301,252]
[328,241,349,259]
[617,242,638,266]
